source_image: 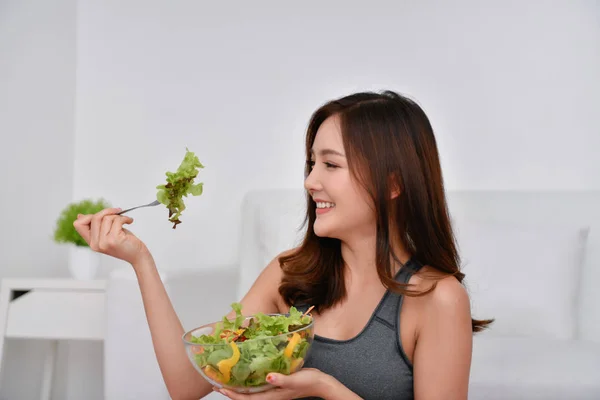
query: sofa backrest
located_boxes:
[236,189,600,343]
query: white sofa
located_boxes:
[104,267,240,400]
[105,189,600,399]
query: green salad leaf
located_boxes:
[189,303,312,388]
[156,148,204,229]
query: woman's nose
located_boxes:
[304,168,322,194]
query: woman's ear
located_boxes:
[389,174,401,199]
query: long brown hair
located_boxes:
[278,90,492,333]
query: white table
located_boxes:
[0,278,107,400]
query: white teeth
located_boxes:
[316,202,335,209]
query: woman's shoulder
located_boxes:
[237,248,299,316]
[262,246,298,272]
[407,265,471,319]
[266,247,300,313]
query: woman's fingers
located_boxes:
[97,215,133,254]
[74,208,144,264]
[90,208,122,252]
[109,216,134,238]
[100,215,117,239]
[73,214,93,244]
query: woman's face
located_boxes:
[304,115,376,241]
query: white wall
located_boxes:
[0,0,76,279]
[73,0,600,277]
[2,0,599,398]
[0,1,104,399]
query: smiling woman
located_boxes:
[274,90,493,400]
[73,90,491,400]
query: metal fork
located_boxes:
[117,200,161,215]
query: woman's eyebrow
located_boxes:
[310,148,346,157]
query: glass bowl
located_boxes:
[182,313,314,393]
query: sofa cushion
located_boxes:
[257,196,307,268]
[469,336,600,399]
[455,219,589,340]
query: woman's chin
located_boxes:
[313,222,329,237]
[313,222,338,239]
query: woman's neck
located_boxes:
[340,231,412,284]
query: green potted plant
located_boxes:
[53,198,111,279]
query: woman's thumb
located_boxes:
[266,373,287,386]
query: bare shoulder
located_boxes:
[236,248,298,317]
[259,247,298,276]
[263,247,298,278]
[409,265,471,318]
[410,266,473,398]
[272,247,300,312]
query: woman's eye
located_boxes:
[307,160,338,170]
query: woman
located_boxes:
[74,90,491,400]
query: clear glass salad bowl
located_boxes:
[182,305,314,394]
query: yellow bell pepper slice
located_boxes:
[217,342,241,383]
[284,333,301,358]
[204,365,224,383]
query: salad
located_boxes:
[156,148,204,229]
[188,303,313,388]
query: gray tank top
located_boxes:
[293,257,422,400]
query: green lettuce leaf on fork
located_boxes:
[156,148,204,229]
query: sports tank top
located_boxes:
[293,257,423,400]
